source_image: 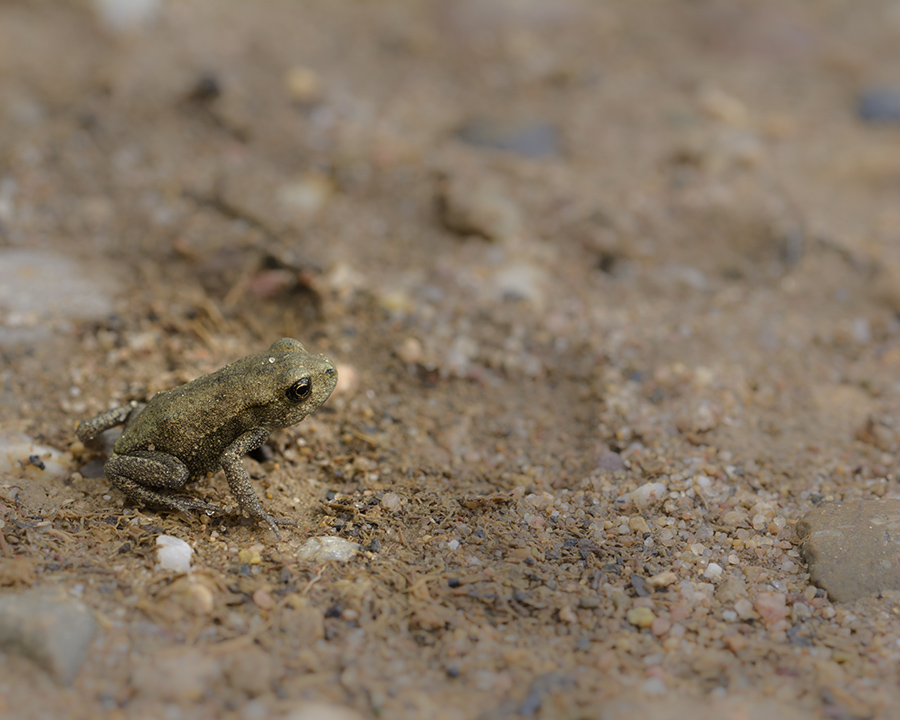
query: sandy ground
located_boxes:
[2,1,900,718]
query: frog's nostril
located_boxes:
[325,366,335,377]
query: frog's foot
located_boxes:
[106,469,225,522]
[246,510,297,541]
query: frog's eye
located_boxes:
[286,378,312,402]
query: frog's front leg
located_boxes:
[76,403,143,443]
[105,450,225,517]
[221,428,297,540]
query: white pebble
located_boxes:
[625,482,668,508]
[702,562,723,580]
[92,0,159,31]
[156,535,193,573]
[381,492,403,512]
[295,536,361,564]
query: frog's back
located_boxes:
[113,353,276,474]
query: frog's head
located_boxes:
[261,338,338,428]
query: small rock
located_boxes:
[436,173,522,242]
[296,536,361,564]
[646,571,677,589]
[0,557,36,587]
[381,492,403,512]
[277,173,333,219]
[628,516,650,534]
[396,337,424,365]
[626,606,655,628]
[456,118,559,158]
[0,250,117,346]
[132,648,222,702]
[715,576,747,604]
[702,562,723,580]
[650,616,671,637]
[596,450,626,472]
[156,535,193,573]
[252,588,275,611]
[333,363,358,397]
[0,589,98,684]
[493,262,546,306]
[720,509,748,527]
[92,0,159,32]
[754,592,788,626]
[622,482,667,508]
[223,646,276,697]
[284,66,322,103]
[698,86,749,127]
[797,500,900,602]
[285,703,365,720]
[734,598,756,621]
[858,89,900,123]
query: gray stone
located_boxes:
[0,588,98,684]
[797,500,900,602]
[457,119,559,158]
[0,249,117,347]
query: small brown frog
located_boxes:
[76,338,337,538]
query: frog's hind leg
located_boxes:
[105,451,224,517]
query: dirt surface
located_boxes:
[2,1,900,718]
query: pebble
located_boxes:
[492,262,546,307]
[436,173,522,242]
[622,482,667,508]
[456,118,559,158]
[697,86,750,127]
[333,363,359,397]
[626,606,655,628]
[753,592,788,627]
[650,616,672,637]
[132,648,222,702]
[295,536,361,564]
[797,500,900,602]
[0,431,75,480]
[601,694,809,720]
[0,589,98,684]
[92,0,159,32]
[596,450,626,472]
[277,173,333,219]
[381,492,403,512]
[284,66,322,103]
[647,571,677,588]
[222,646,275,697]
[628,516,651,535]
[857,89,900,123]
[252,588,275,611]
[155,535,193,573]
[285,703,365,720]
[396,337,424,365]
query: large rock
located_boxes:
[797,500,900,602]
[0,588,98,684]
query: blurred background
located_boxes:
[2,1,900,718]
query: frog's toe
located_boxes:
[272,516,299,527]
[253,512,297,541]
